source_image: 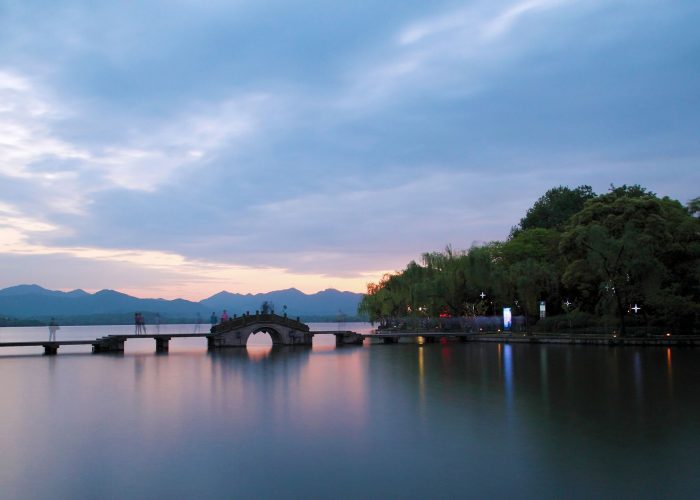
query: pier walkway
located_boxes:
[0,314,366,355]
[2,319,698,356]
[0,334,212,355]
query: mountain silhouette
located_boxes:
[200,288,362,316]
[0,284,363,321]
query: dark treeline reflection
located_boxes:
[0,343,698,499]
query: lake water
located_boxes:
[1,323,699,499]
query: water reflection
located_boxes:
[418,345,426,420]
[0,334,698,499]
[503,344,514,417]
[246,346,273,362]
[539,348,549,410]
[634,351,643,402]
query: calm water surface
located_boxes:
[1,323,699,499]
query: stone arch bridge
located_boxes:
[208,313,363,348]
[0,313,364,355]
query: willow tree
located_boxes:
[498,228,562,328]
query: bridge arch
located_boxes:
[208,313,313,348]
[247,326,282,346]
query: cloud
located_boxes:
[0,211,386,299]
[343,0,586,110]
[0,0,698,295]
[482,0,575,39]
[0,70,89,182]
[1,68,267,190]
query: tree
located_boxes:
[358,184,700,335]
[515,185,595,234]
[358,273,410,325]
[498,228,562,330]
[560,189,700,335]
[688,196,700,217]
[421,246,469,316]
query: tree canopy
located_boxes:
[515,185,595,233]
[359,185,700,335]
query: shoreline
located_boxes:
[367,332,699,347]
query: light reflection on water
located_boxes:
[0,324,699,499]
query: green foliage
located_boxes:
[359,184,700,334]
[561,189,700,334]
[688,196,700,217]
[497,229,562,328]
[516,185,595,233]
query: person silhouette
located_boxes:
[48,317,59,341]
[140,313,147,335]
[194,312,202,333]
[221,309,229,323]
[210,312,218,326]
[135,312,147,335]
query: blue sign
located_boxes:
[503,307,512,331]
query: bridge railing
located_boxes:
[210,312,309,334]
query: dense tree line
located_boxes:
[359,186,700,335]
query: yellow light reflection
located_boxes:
[247,345,272,361]
[666,347,673,392]
[418,346,425,419]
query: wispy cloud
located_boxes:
[0,208,385,298]
[482,0,575,39]
[0,67,268,207]
[338,0,587,111]
[0,70,89,181]
[0,0,698,295]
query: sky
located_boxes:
[0,0,698,300]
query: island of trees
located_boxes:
[359,185,700,336]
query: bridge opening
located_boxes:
[246,329,276,360]
[247,331,273,347]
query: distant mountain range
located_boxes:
[0,284,365,324]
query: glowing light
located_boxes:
[503,307,512,331]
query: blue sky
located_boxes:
[0,0,698,299]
